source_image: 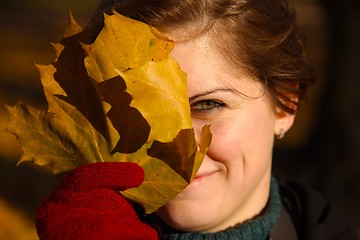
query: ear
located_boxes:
[274,111,296,139]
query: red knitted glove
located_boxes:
[35,162,159,240]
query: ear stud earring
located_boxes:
[276,128,285,139]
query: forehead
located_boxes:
[170,35,261,97]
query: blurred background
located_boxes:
[0,0,359,239]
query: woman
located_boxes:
[35,0,357,239]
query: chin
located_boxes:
[156,201,222,233]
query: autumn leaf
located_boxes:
[6,98,115,173]
[5,12,212,213]
[97,76,151,154]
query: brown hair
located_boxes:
[85,0,315,114]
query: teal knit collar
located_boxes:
[148,177,282,240]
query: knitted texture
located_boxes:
[152,177,282,240]
[35,162,159,240]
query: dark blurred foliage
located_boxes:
[0,0,359,238]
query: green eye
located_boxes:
[191,100,224,112]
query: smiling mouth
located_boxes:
[183,170,220,191]
[194,169,220,179]
[194,171,217,180]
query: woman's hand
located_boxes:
[35,162,159,240]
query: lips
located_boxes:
[193,170,217,179]
[183,169,220,189]
[180,169,220,196]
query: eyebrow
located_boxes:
[188,88,240,102]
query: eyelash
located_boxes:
[190,100,225,112]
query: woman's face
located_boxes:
[156,35,294,232]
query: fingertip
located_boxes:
[114,162,145,188]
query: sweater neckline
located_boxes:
[146,177,282,240]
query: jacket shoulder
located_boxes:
[276,177,358,240]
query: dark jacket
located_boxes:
[273,178,358,240]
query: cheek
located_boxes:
[203,120,245,163]
[191,118,236,165]
[198,112,275,166]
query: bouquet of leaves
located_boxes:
[5,12,211,214]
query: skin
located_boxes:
[156,34,295,232]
